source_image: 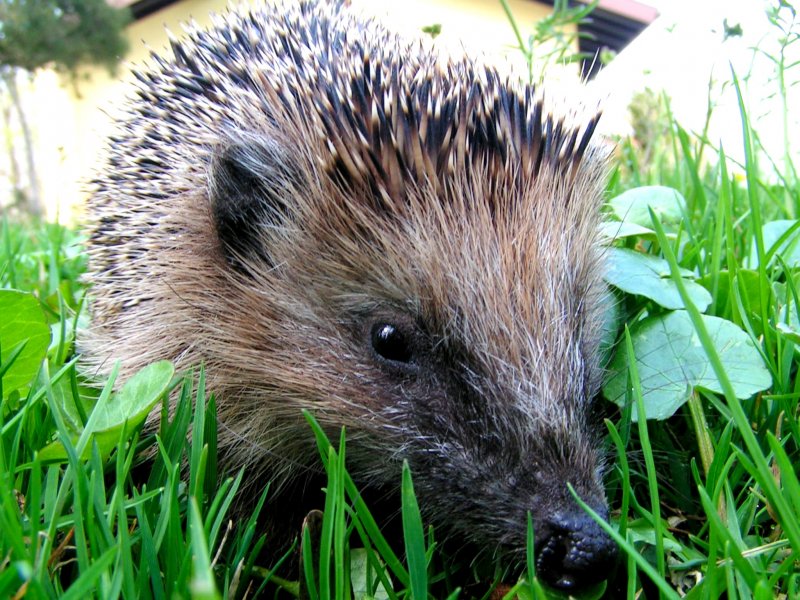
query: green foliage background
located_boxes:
[0,0,129,75]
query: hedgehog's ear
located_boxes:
[209,136,302,270]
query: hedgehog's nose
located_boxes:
[535,509,618,591]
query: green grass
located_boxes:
[2,5,800,598]
[591,55,800,600]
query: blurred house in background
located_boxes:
[5,0,657,221]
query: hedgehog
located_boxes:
[83,0,616,591]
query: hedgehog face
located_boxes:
[205,131,615,589]
[352,182,613,591]
[360,305,614,591]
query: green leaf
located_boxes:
[189,499,221,600]
[747,219,800,268]
[698,269,765,317]
[607,186,686,227]
[39,360,174,460]
[604,311,771,420]
[402,461,428,600]
[598,295,622,369]
[605,248,712,311]
[776,321,800,344]
[598,221,654,243]
[59,547,118,600]
[94,361,174,430]
[46,375,88,436]
[350,549,391,600]
[773,276,800,343]
[624,519,683,553]
[0,290,50,399]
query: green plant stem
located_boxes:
[651,207,800,551]
[687,391,714,477]
[624,327,667,596]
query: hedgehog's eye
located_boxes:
[371,323,413,364]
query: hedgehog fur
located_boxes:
[84,0,615,590]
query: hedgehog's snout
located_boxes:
[535,506,618,591]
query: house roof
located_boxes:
[123,0,658,79]
[538,0,658,78]
[125,0,172,19]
